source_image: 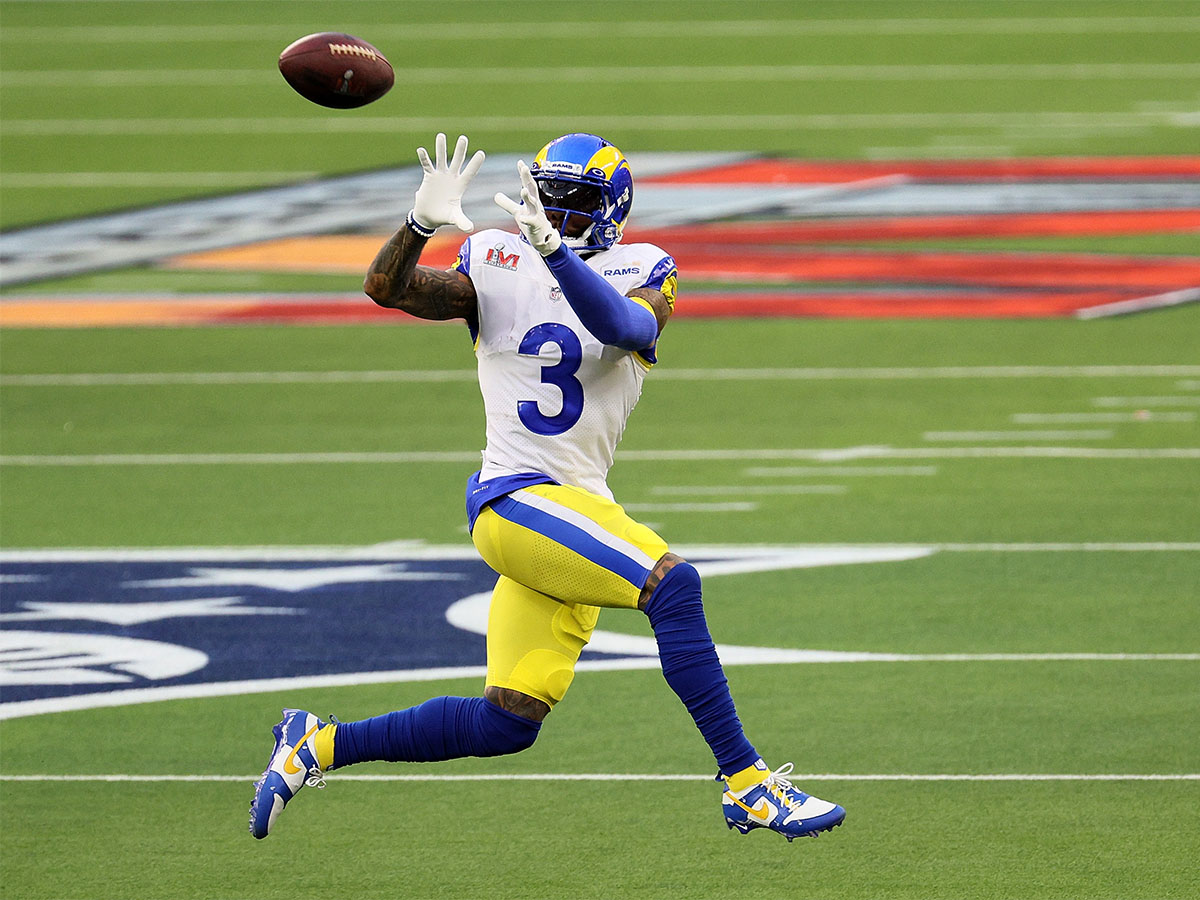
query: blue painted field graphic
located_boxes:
[0,556,495,705]
[0,545,934,717]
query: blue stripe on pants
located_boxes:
[489,494,651,589]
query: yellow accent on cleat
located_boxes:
[725,758,770,793]
[312,723,337,771]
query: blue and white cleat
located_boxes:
[720,763,846,841]
[248,708,327,839]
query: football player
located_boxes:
[249,133,845,842]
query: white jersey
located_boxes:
[455,230,677,499]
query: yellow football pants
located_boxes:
[471,482,670,708]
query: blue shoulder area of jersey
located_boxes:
[465,470,559,530]
[451,235,481,344]
[641,254,677,292]
[453,236,472,277]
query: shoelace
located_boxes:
[304,765,327,790]
[304,713,338,790]
[761,762,804,813]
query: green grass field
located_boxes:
[2,316,1198,900]
[2,2,1199,899]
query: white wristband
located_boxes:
[405,210,437,239]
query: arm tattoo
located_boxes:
[363,225,478,322]
[638,551,684,609]
[484,686,551,722]
[627,287,672,335]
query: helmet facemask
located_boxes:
[534,176,616,252]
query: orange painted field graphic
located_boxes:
[3,156,1196,325]
[0,295,411,328]
[163,233,462,275]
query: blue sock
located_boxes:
[643,563,760,775]
[330,696,540,768]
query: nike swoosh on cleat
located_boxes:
[283,723,319,775]
[731,796,774,822]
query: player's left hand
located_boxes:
[494,161,563,256]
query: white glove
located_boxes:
[411,133,485,233]
[494,160,562,256]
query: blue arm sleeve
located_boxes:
[543,244,659,351]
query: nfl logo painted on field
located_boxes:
[0,545,933,718]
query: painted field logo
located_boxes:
[0,545,933,718]
[485,246,520,271]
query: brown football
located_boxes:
[278,32,394,109]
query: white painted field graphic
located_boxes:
[0,631,208,686]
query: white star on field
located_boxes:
[0,596,302,626]
[122,563,464,593]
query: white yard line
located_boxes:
[2,543,1197,564]
[3,647,1196,720]
[0,370,480,387]
[933,543,1200,551]
[3,447,1198,466]
[627,447,1200,460]
[5,365,1199,387]
[624,447,1200,461]
[922,430,1114,441]
[651,485,846,495]
[1075,288,1200,320]
[621,502,759,513]
[1012,412,1196,423]
[1093,396,1200,407]
[744,466,939,476]
[0,452,482,466]
[0,773,1195,784]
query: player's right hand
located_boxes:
[411,133,485,233]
